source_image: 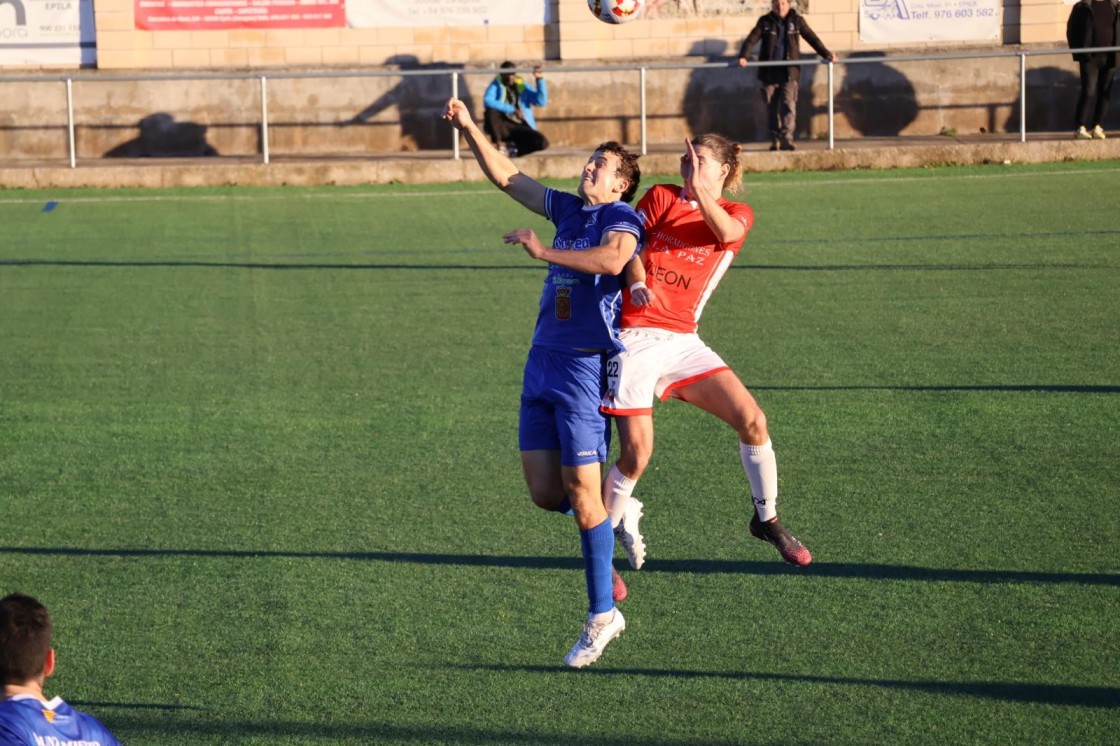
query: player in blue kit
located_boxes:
[443,96,642,668]
[0,594,122,746]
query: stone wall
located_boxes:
[4,0,1070,71]
[1,47,1100,162]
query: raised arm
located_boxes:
[682,139,746,245]
[799,19,836,62]
[442,97,547,216]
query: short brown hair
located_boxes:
[691,133,744,194]
[594,141,642,203]
[0,593,53,685]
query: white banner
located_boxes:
[347,0,547,28]
[0,0,95,66]
[859,0,1000,43]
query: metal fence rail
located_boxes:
[2,45,1119,168]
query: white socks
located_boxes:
[741,439,778,522]
[604,463,637,529]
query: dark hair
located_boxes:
[500,60,516,70]
[594,141,642,203]
[691,133,744,194]
[0,594,52,685]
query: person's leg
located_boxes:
[483,108,512,149]
[603,414,653,569]
[1092,64,1116,134]
[1075,60,1099,134]
[674,370,811,566]
[778,79,798,149]
[761,85,781,149]
[600,331,663,568]
[549,353,624,667]
[509,124,549,156]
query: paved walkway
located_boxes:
[2,131,1118,190]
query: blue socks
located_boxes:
[580,518,615,615]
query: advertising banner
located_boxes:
[135,0,345,31]
[0,0,95,66]
[859,0,1000,43]
[346,0,547,28]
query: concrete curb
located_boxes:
[2,137,1118,190]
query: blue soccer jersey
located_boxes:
[0,695,122,746]
[533,188,644,354]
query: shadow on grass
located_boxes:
[752,384,1120,394]
[71,701,206,711]
[1,546,1116,586]
[89,714,721,745]
[464,664,1120,709]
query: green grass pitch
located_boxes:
[1,160,1118,744]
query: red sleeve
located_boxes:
[635,184,675,231]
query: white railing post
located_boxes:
[639,66,647,155]
[1019,52,1027,144]
[66,78,76,169]
[260,75,270,164]
[827,60,835,151]
[452,71,460,160]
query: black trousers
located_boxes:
[1075,58,1117,129]
[484,109,549,156]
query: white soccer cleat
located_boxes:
[614,498,646,570]
[564,609,625,668]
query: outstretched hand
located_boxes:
[442,98,473,130]
[503,229,548,261]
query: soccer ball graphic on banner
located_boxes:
[588,0,644,24]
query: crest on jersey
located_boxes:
[42,709,56,723]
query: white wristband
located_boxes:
[630,281,647,293]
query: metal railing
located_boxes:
[2,44,1118,168]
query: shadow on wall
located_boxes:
[103,113,219,157]
[836,52,919,136]
[681,41,764,143]
[346,54,478,151]
[1004,66,1084,133]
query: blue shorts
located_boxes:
[519,346,611,467]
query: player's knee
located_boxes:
[618,443,651,479]
[528,486,565,511]
[738,406,769,444]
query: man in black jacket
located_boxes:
[1067,0,1120,139]
[738,0,836,151]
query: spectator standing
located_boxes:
[1067,0,1120,139]
[483,61,550,157]
[0,593,122,746]
[737,0,836,151]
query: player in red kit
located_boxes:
[602,133,812,570]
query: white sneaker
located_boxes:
[1092,125,1107,140]
[614,498,646,570]
[1075,126,1092,140]
[564,609,625,668]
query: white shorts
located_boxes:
[601,327,729,415]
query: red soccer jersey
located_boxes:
[624,184,754,333]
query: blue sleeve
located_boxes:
[602,203,644,259]
[522,79,547,108]
[483,80,515,114]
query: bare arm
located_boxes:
[622,254,654,306]
[504,228,638,276]
[682,139,745,245]
[442,97,547,216]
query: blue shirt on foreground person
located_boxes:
[0,593,123,746]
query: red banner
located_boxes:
[135,0,345,30]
